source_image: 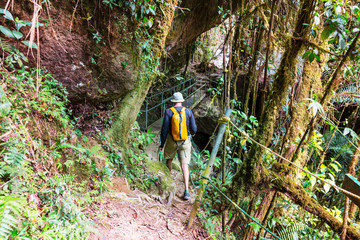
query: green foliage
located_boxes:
[0,63,111,238]
[312,0,360,56]
[0,195,25,239]
[208,76,224,97]
[92,32,102,44]
[277,223,306,240]
[0,68,104,239]
[0,8,37,47]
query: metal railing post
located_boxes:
[145,101,148,129]
[187,108,232,228]
[160,93,165,118]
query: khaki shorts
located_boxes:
[164,135,192,165]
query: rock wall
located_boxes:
[9,1,135,103]
[165,0,241,72]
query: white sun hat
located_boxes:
[171,92,185,102]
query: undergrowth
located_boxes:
[0,67,106,239]
[0,64,160,239]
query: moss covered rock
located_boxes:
[145,159,176,197]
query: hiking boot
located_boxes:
[183,190,190,200]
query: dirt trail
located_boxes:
[89,175,206,240]
[89,127,206,239]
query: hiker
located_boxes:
[159,92,197,200]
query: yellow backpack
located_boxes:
[170,107,188,141]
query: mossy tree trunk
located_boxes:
[232,0,315,191]
[242,6,330,238]
[108,0,178,147]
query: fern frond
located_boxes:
[0,37,14,54]
[277,223,306,240]
[333,83,360,104]
[0,195,25,239]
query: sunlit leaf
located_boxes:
[0,26,14,38]
[12,30,23,39]
[314,16,320,25]
[148,19,153,28]
[323,183,330,193]
[310,176,316,187]
[3,9,14,21]
[335,6,342,15]
[23,40,38,49]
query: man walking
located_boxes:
[159,92,197,200]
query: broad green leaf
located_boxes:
[310,176,316,187]
[240,112,247,120]
[309,53,315,62]
[302,50,311,59]
[329,163,340,172]
[3,9,14,21]
[344,127,350,136]
[149,6,156,15]
[21,40,38,49]
[0,26,14,38]
[303,180,311,188]
[15,20,32,30]
[12,30,23,39]
[321,24,335,40]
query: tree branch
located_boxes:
[271,168,360,239]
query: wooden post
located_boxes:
[187,108,232,228]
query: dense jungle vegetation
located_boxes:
[1,0,360,239]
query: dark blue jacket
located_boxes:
[160,106,197,147]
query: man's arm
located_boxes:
[188,109,197,136]
[160,109,171,149]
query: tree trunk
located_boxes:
[232,0,315,191]
[108,0,178,147]
[259,0,280,116]
[243,19,263,116]
[243,191,275,240]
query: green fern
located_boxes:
[0,195,25,239]
[2,147,29,178]
[323,131,353,173]
[0,37,14,54]
[276,223,306,240]
[333,84,360,104]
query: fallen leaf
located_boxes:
[106,211,112,218]
[192,229,197,238]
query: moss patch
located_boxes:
[145,158,176,196]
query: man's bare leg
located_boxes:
[166,159,173,172]
[181,163,189,191]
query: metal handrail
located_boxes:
[145,77,194,100]
[139,77,207,129]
